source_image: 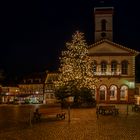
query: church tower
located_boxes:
[94,7,114,42]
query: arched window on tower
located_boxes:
[121,60,128,75]
[101,19,107,31]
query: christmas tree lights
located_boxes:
[55,31,98,90]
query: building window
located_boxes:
[101,61,107,73]
[46,94,50,99]
[91,85,97,99]
[92,60,97,74]
[99,85,107,101]
[110,85,117,100]
[101,19,107,31]
[121,60,128,75]
[111,61,117,74]
[120,85,128,101]
[50,93,55,99]
[135,87,139,95]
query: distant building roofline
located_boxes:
[94,7,114,11]
[94,7,114,15]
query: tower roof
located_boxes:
[94,0,114,7]
[94,7,114,14]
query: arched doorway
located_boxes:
[110,85,117,101]
[99,85,107,101]
[120,85,128,101]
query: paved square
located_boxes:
[0,105,140,140]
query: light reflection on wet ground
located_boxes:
[0,104,140,139]
[0,104,45,132]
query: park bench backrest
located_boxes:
[99,105,115,110]
[38,107,62,114]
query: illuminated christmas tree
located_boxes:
[56,31,97,90]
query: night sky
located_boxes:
[1,0,140,81]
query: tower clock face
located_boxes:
[101,32,106,38]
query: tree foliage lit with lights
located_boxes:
[55,31,97,91]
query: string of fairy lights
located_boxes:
[55,31,99,89]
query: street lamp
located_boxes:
[66,96,74,123]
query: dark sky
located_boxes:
[1,0,140,80]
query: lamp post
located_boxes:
[96,100,99,119]
[126,102,129,116]
[67,96,74,123]
[126,94,130,116]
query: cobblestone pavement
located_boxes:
[0,104,140,140]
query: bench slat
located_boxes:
[97,105,119,116]
[32,108,66,122]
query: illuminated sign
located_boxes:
[129,82,135,89]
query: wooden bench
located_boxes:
[33,107,66,122]
[97,105,119,116]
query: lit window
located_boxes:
[121,60,128,75]
[101,61,107,73]
[50,94,54,99]
[91,86,96,99]
[99,85,107,101]
[110,85,117,100]
[111,61,117,73]
[92,60,97,74]
[120,85,128,100]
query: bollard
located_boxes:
[68,105,70,123]
[96,107,99,119]
[29,110,32,127]
[126,104,129,116]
